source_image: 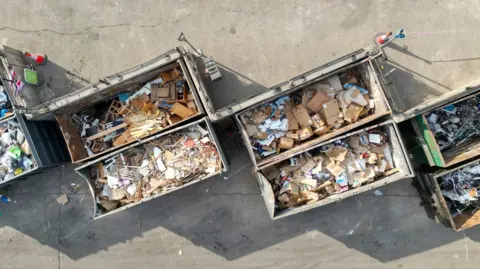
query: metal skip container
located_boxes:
[255,120,413,219]
[16,48,210,164]
[231,51,391,170]
[0,113,70,188]
[410,91,480,168]
[75,117,228,219]
[416,157,480,231]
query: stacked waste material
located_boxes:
[240,70,375,160]
[425,95,480,152]
[0,85,13,119]
[68,66,199,157]
[91,124,222,213]
[0,119,35,181]
[261,128,398,210]
[439,163,480,217]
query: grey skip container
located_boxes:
[256,119,414,219]
[75,117,228,220]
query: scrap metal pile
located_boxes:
[261,128,398,210]
[92,124,222,213]
[425,95,480,152]
[0,119,35,181]
[70,66,198,156]
[439,164,480,217]
[240,70,375,160]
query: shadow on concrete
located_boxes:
[1,46,90,115]
[1,121,479,263]
[385,42,433,65]
[374,56,447,115]
[386,42,480,64]
[199,62,270,111]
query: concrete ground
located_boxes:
[1,0,480,268]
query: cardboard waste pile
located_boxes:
[0,84,13,119]
[91,124,222,214]
[240,71,375,160]
[439,163,480,217]
[425,95,480,152]
[261,128,398,211]
[0,119,35,181]
[69,66,199,157]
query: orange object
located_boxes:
[24,52,47,64]
[376,32,392,45]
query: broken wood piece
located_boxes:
[113,128,134,147]
[170,103,194,119]
[86,123,128,142]
[141,102,154,114]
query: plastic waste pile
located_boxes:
[0,119,35,181]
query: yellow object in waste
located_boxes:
[14,168,23,175]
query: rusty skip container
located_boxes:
[75,117,228,219]
[255,119,414,219]
[415,157,480,231]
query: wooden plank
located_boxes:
[86,123,128,142]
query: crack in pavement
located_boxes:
[0,2,273,37]
[0,13,192,36]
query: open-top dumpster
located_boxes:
[75,117,227,219]
[193,49,391,170]
[255,119,413,219]
[0,113,70,188]
[410,91,480,168]
[5,48,210,164]
[415,157,480,231]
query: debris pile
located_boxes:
[425,96,480,152]
[91,124,222,214]
[239,70,375,160]
[439,163,480,217]
[261,128,398,210]
[67,65,199,157]
[0,119,35,181]
[0,85,13,119]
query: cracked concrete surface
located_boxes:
[2,0,480,268]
